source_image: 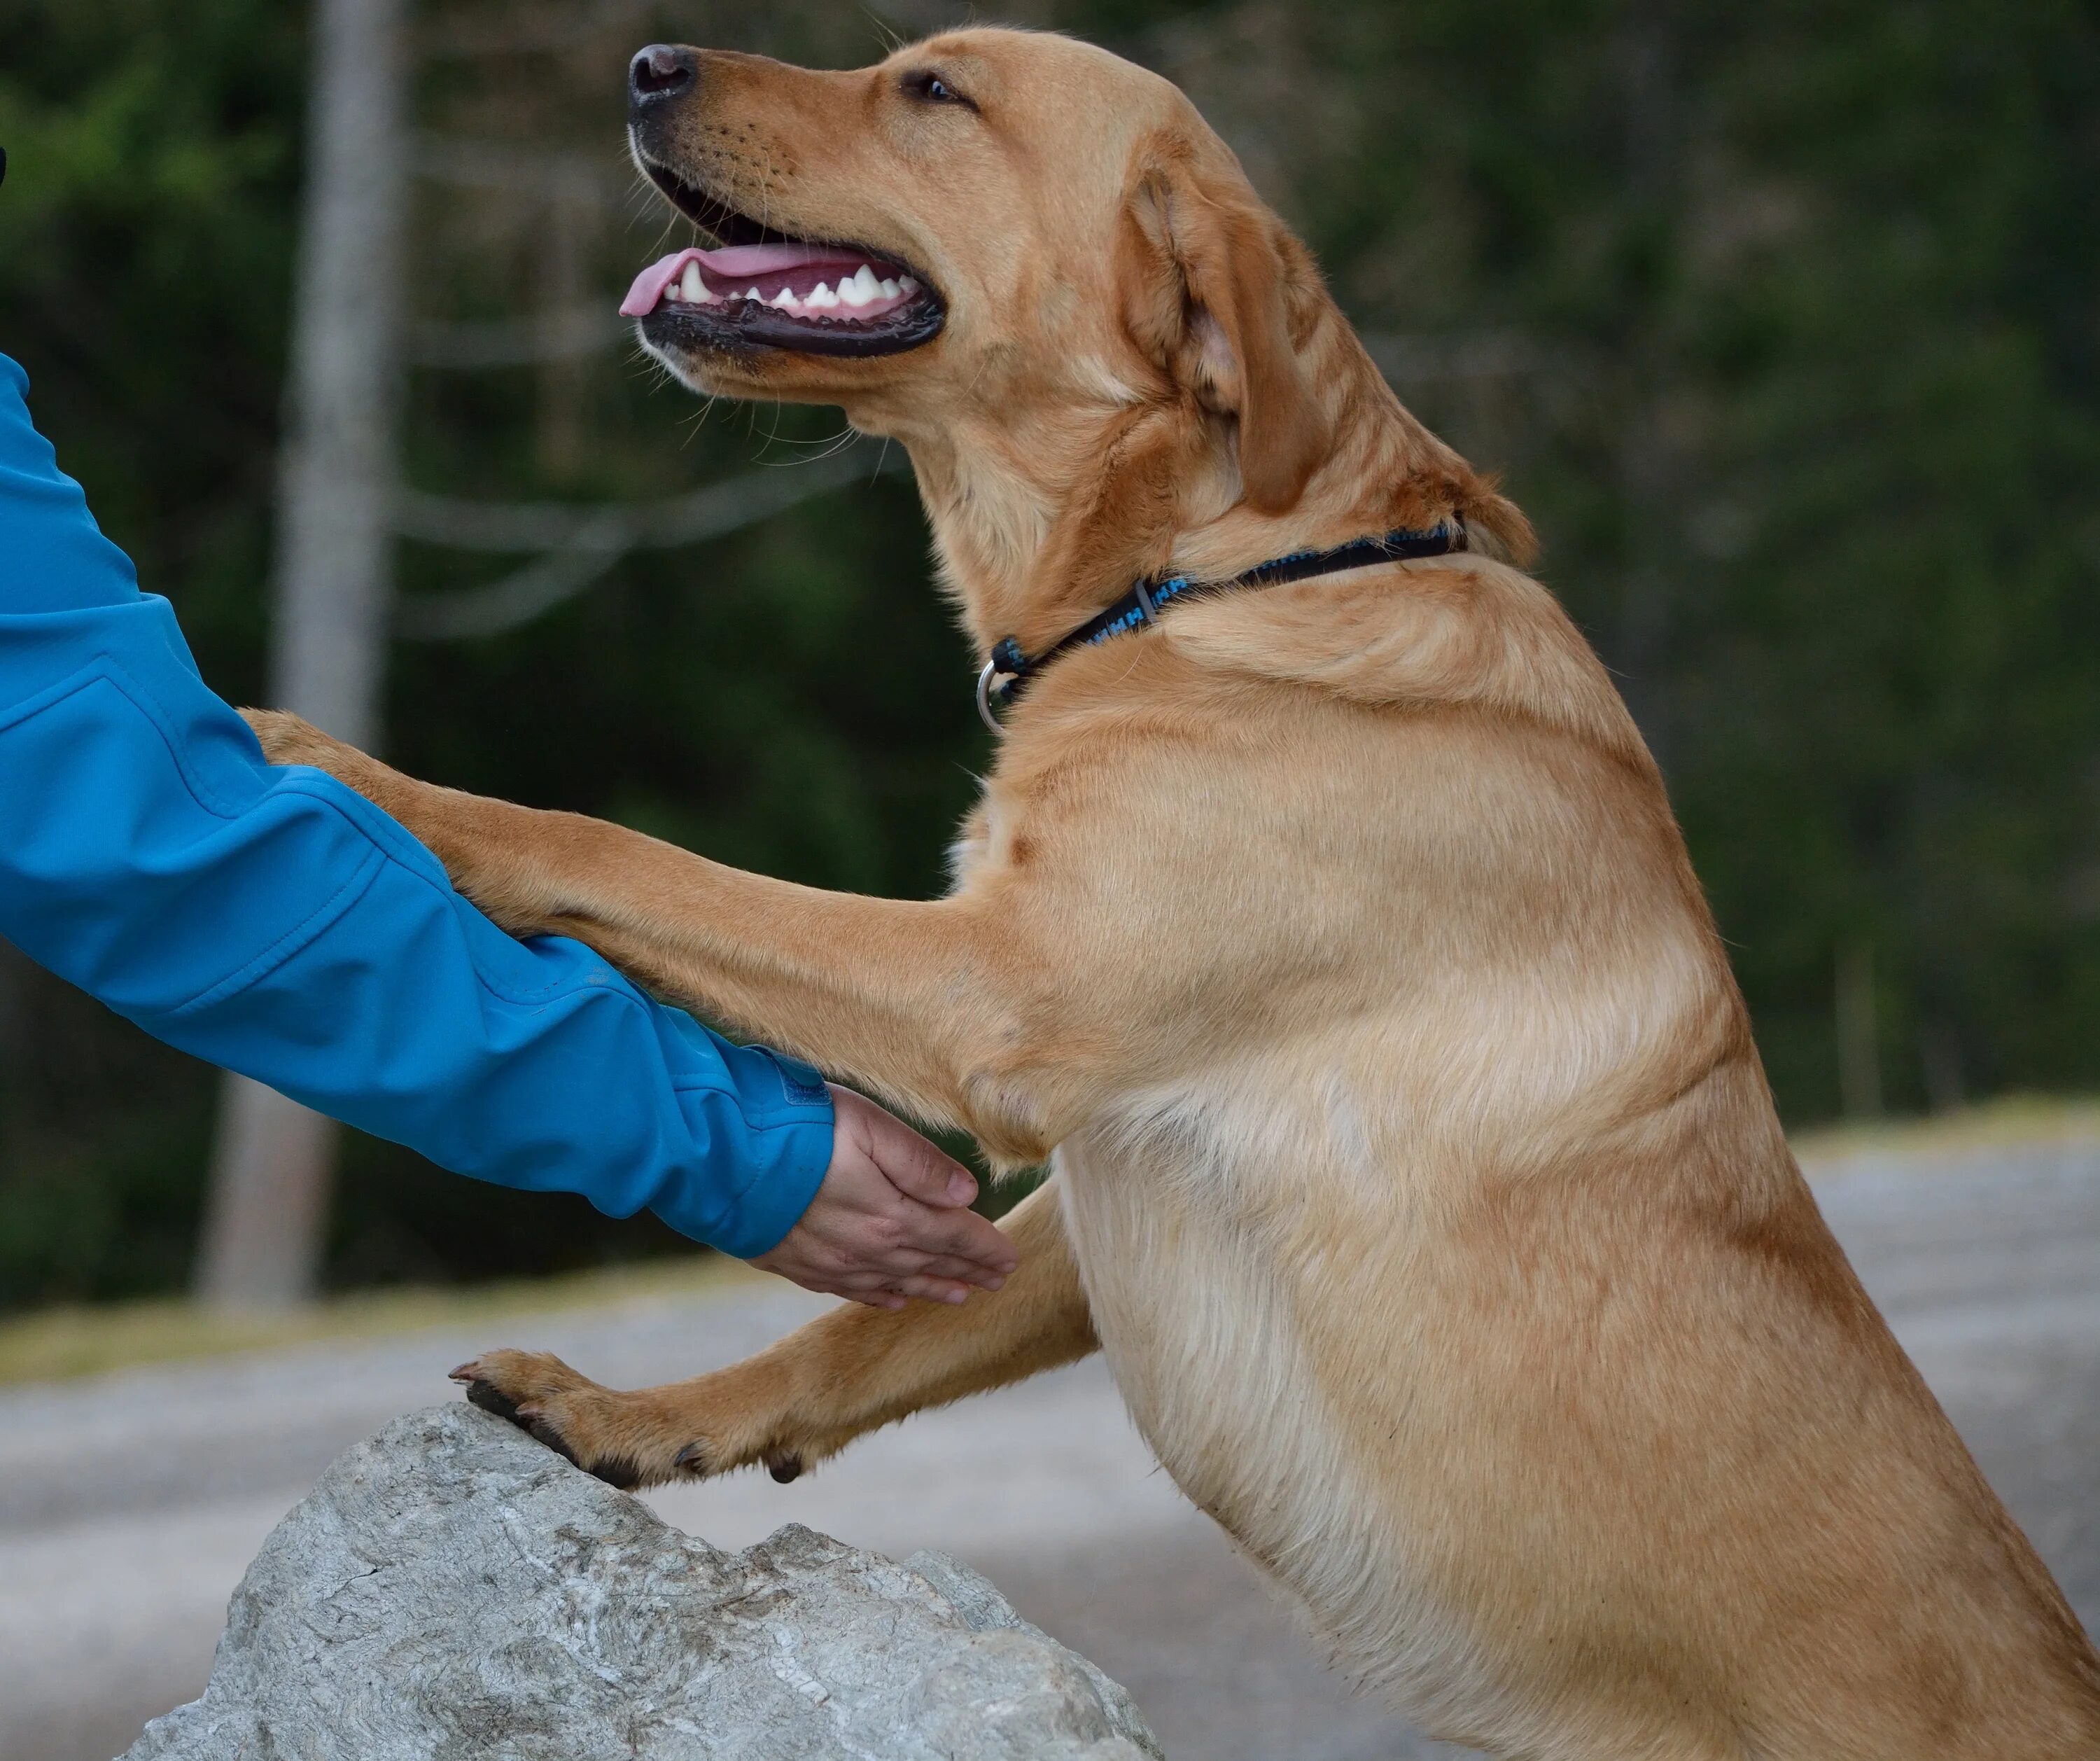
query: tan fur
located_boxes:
[248,28,2100,1759]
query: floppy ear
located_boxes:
[1121,147,1330,515]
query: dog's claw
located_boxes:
[448,1362,479,1383]
[674,1442,708,1474]
[766,1452,804,1484]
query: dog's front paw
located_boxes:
[451,1349,823,1490]
[450,1349,670,1491]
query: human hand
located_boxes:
[748,1085,1019,1309]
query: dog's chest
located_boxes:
[1053,1114,1319,1481]
[1050,1105,1511,1727]
[1053,1115,1410,1645]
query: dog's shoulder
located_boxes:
[1158,555,1646,766]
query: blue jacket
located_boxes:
[0,354,831,1257]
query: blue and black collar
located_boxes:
[975,516,1467,733]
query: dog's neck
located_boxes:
[882,307,1502,661]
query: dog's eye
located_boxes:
[902,68,975,111]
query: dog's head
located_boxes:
[623,27,1333,513]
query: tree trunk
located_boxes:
[196,0,407,1310]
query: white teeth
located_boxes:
[840,264,881,307]
[694,266,908,317]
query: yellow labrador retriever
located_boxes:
[251,28,2100,1760]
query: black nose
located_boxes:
[629,44,698,108]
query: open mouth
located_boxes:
[625,156,946,359]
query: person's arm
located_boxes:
[0,354,1012,1298]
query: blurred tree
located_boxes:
[197,0,411,1310]
[0,0,2094,1309]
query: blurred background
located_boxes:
[3,4,2097,1757]
[2,0,2096,1312]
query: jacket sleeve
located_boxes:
[0,354,831,1258]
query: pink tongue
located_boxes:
[620,255,687,318]
[620,243,874,316]
[696,243,856,276]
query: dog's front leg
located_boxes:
[451,1180,1093,1488]
[244,711,1058,1157]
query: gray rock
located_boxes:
[122,1402,1163,1761]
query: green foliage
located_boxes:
[1132,0,2100,1116]
[1,0,2096,1307]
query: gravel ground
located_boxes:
[2,1136,2094,1761]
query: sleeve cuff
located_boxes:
[651,1044,834,1258]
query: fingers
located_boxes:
[897,1277,972,1305]
[819,1262,983,1308]
[744,1090,1021,1307]
[873,1207,1015,1284]
[910,1253,1008,1288]
[832,1085,977,1208]
[855,1275,973,1308]
[851,1182,1017,1274]
[753,1236,985,1308]
[858,1234,1011,1290]
[836,1283,952,1310]
[827,1260,981,1301]
[913,1204,1018,1274]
